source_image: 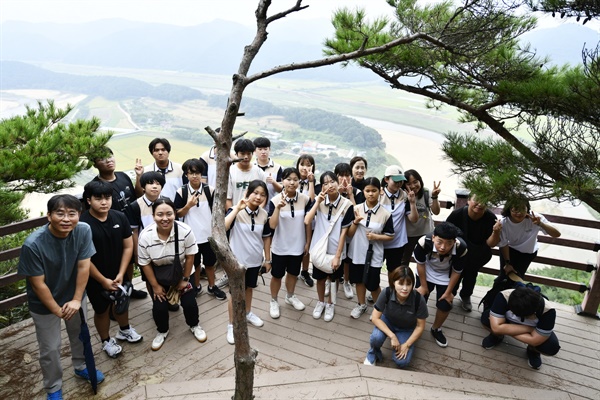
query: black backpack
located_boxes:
[480,279,548,318]
[181,184,214,212]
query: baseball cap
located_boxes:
[384,165,406,182]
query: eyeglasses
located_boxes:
[53,212,79,219]
[510,208,526,214]
[187,172,202,177]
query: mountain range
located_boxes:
[1,18,598,81]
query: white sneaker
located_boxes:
[366,291,374,303]
[269,299,280,319]
[190,325,207,343]
[363,357,375,366]
[226,324,234,345]
[351,303,368,319]
[344,281,354,299]
[216,274,229,288]
[313,301,325,319]
[115,327,143,343]
[102,337,122,358]
[151,331,169,351]
[285,294,306,311]
[246,311,264,327]
[324,303,335,322]
[324,280,330,297]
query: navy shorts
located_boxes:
[271,253,303,278]
[312,264,344,281]
[245,266,261,289]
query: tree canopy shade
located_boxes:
[324,0,600,213]
[0,101,111,224]
[526,0,600,23]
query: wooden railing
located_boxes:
[1,194,599,318]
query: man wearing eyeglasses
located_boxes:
[18,194,104,399]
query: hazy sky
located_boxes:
[0,0,397,26]
[1,0,582,29]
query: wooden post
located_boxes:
[455,189,470,209]
[575,248,600,319]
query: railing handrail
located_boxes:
[1,201,599,317]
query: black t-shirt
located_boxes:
[92,171,136,212]
[447,205,496,264]
[80,209,132,281]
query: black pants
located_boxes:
[499,248,537,280]
[151,286,199,333]
[453,248,492,298]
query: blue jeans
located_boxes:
[366,314,416,368]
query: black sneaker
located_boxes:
[482,333,504,349]
[208,285,227,300]
[168,303,180,312]
[300,270,314,287]
[527,346,542,369]
[130,289,148,299]
[431,328,448,348]
[460,296,472,312]
[194,283,202,297]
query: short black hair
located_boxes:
[508,287,544,318]
[334,162,352,177]
[281,167,300,180]
[148,138,172,154]
[363,177,381,190]
[83,181,113,200]
[140,171,166,188]
[47,194,82,214]
[501,196,531,217]
[433,221,463,240]
[403,169,425,198]
[234,139,255,153]
[296,155,315,173]
[253,137,271,148]
[246,179,269,203]
[389,266,415,289]
[182,158,205,175]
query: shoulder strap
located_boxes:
[203,185,214,211]
[181,184,188,205]
[414,291,421,313]
[424,189,430,210]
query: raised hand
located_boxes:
[134,158,144,176]
[432,181,441,197]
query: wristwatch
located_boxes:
[182,276,190,282]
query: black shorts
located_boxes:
[349,263,381,292]
[312,264,344,281]
[194,242,217,268]
[271,253,303,278]
[383,245,406,272]
[245,266,261,289]
[86,278,131,314]
[415,276,452,312]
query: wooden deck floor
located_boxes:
[1,272,599,399]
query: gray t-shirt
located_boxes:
[374,287,429,329]
[18,223,95,314]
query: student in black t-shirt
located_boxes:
[81,181,143,358]
[90,147,147,299]
[446,193,497,312]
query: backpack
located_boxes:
[479,278,548,318]
[181,184,214,212]
[383,286,422,314]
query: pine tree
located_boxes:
[0,100,111,224]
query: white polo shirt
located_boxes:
[380,188,408,249]
[347,202,394,268]
[174,183,213,244]
[497,214,549,253]
[268,192,311,256]
[228,207,271,268]
[309,195,353,257]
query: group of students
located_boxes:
[18,136,562,400]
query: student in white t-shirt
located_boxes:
[253,137,283,200]
[136,138,186,201]
[488,197,561,279]
[226,139,265,210]
[267,168,312,319]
